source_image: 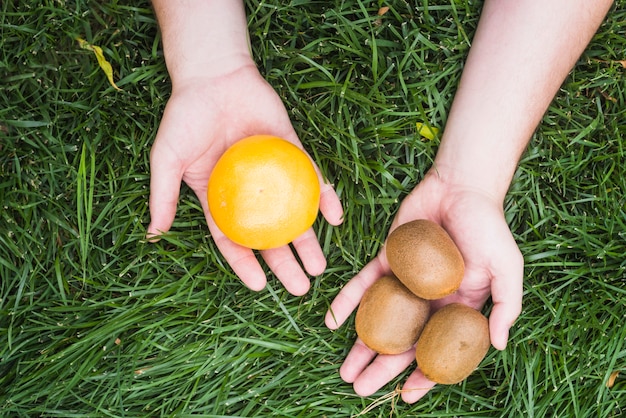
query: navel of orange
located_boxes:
[207,135,320,250]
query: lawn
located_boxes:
[1,1,625,417]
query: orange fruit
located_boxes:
[207,135,321,250]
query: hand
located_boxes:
[147,64,343,296]
[325,168,523,403]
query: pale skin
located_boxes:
[325,0,613,403]
[148,0,613,404]
[147,1,344,297]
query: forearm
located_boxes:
[151,0,253,85]
[434,0,612,202]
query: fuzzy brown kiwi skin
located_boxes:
[386,219,464,300]
[355,275,430,355]
[415,303,490,384]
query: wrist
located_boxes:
[430,123,525,204]
[153,0,254,83]
[429,158,514,206]
[423,159,511,208]
[167,52,256,88]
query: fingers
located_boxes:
[325,257,389,330]
[212,229,313,296]
[216,186,337,296]
[339,339,376,383]
[319,181,344,226]
[291,228,327,277]
[199,194,268,292]
[401,369,436,404]
[261,245,312,297]
[211,219,325,296]
[260,228,329,296]
[210,230,269,292]
[340,339,417,397]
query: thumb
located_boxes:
[489,299,521,350]
[488,237,524,350]
[146,147,183,240]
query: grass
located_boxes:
[1,0,625,416]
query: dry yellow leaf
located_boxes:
[416,122,439,141]
[592,58,626,69]
[378,6,390,16]
[134,367,151,376]
[606,370,620,388]
[77,37,122,91]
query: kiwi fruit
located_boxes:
[355,275,430,355]
[415,303,490,384]
[386,219,464,300]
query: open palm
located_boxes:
[147,64,343,295]
[325,170,523,403]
